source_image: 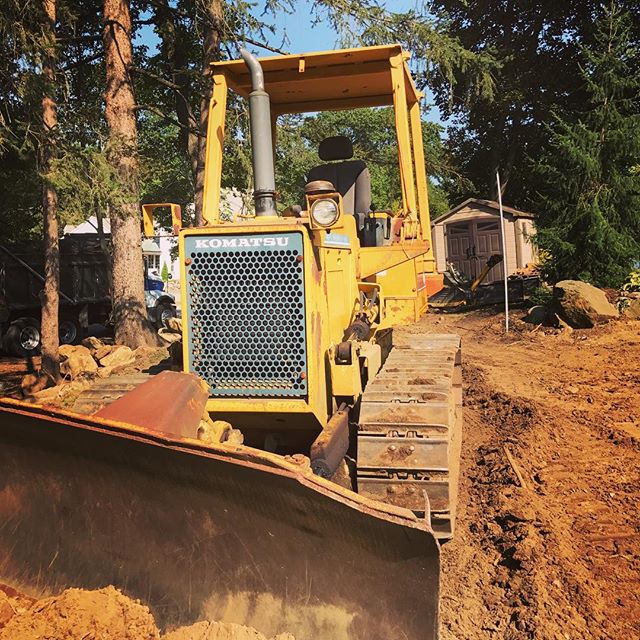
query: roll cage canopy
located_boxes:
[209,44,421,114]
[203,44,430,239]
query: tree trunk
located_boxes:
[40,0,60,383]
[103,0,157,347]
[194,0,223,225]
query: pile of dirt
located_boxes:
[0,586,159,640]
[0,587,296,640]
[163,621,294,640]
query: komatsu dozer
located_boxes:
[0,45,462,640]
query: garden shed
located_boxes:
[431,198,537,284]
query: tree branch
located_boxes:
[130,65,183,90]
[134,104,199,134]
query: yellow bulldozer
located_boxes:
[0,45,462,640]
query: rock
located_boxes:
[523,305,549,325]
[197,418,232,444]
[59,344,93,360]
[158,328,182,344]
[31,385,63,404]
[0,591,15,628]
[94,345,114,361]
[623,298,640,319]
[165,316,182,333]
[552,280,619,328]
[20,373,50,397]
[60,344,98,379]
[99,345,134,368]
[81,336,105,352]
[60,353,98,379]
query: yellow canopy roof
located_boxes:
[211,44,421,115]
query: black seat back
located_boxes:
[307,136,372,216]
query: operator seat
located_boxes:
[307,136,372,219]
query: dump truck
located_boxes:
[0,237,177,356]
[0,238,112,355]
[0,45,462,640]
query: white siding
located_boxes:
[502,215,518,274]
[519,218,538,265]
[431,224,447,272]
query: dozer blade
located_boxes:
[0,397,440,640]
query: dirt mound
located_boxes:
[0,586,297,640]
[162,621,295,640]
[0,586,159,640]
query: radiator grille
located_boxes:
[184,233,307,397]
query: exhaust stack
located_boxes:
[240,48,277,217]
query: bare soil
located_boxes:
[0,586,159,640]
[0,308,638,639]
[0,587,295,640]
[423,308,640,640]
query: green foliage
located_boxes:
[622,269,640,292]
[139,113,194,226]
[308,0,495,104]
[431,0,640,206]
[49,144,126,229]
[533,3,640,289]
[161,261,169,283]
[528,284,554,307]
[270,108,455,218]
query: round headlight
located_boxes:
[310,198,339,227]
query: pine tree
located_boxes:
[40,0,60,382]
[103,0,158,347]
[160,261,169,283]
[534,2,640,288]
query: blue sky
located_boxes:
[136,0,442,121]
[138,0,420,54]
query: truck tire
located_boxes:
[59,317,81,345]
[155,302,177,330]
[3,318,41,357]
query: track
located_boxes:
[356,333,462,538]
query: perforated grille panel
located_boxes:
[184,233,307,397]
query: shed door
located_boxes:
[446,222,475,278]
[474,220,504,283]
[446,219,505,283]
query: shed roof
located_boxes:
[432,198,535,225]
[210,45,420,115]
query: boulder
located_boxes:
[98,345,134,368]
[552,280,619,328]
[165,316,182,333]
[523,305,549,325]
[60,346,98,378]
[158,328,182,344]
[30,385,63,404]
[623,298,640,319]
[93,344,114,361]
[59,344,93,360]
[132,346,169,369]
[81,336,105,352]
